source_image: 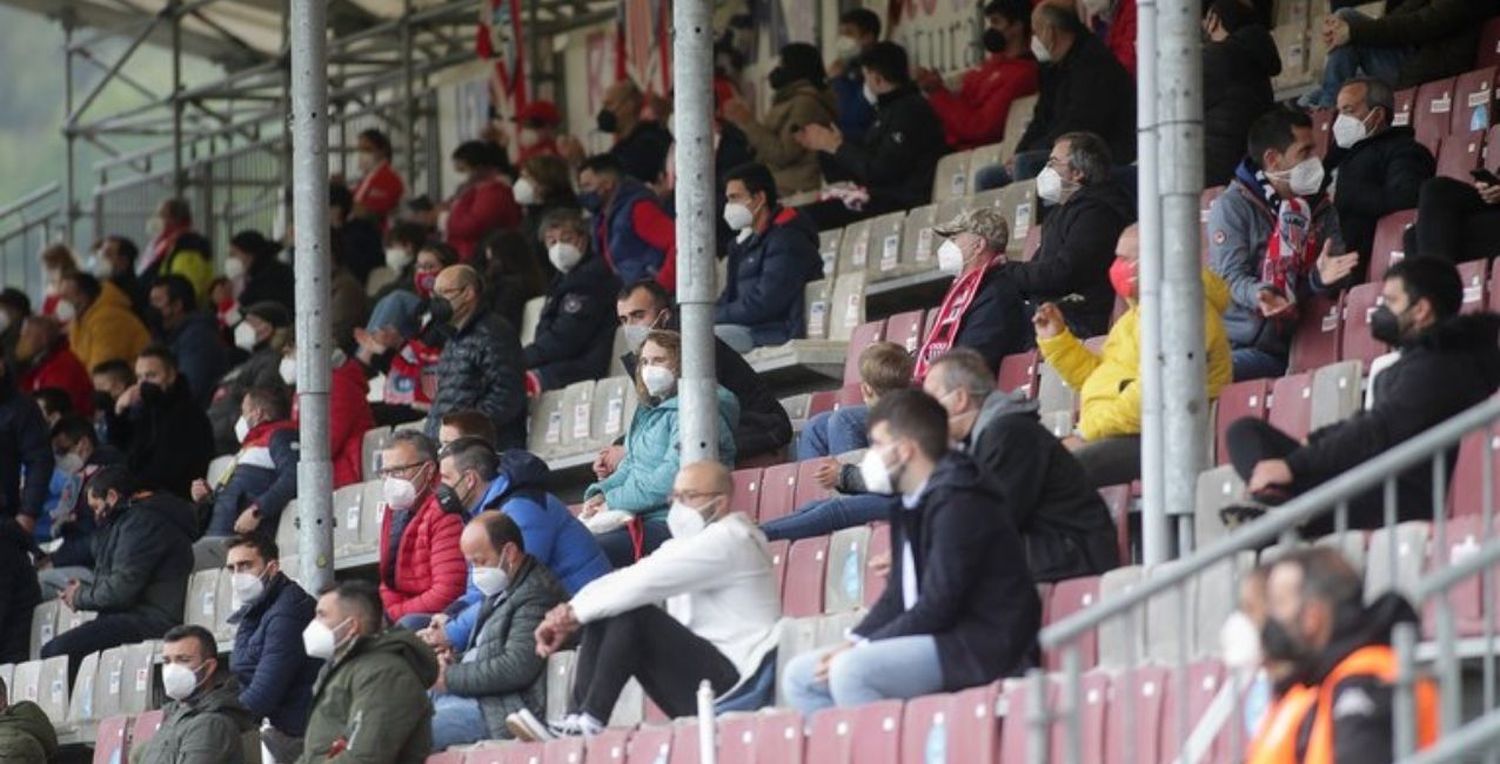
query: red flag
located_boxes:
[477,0,527,111]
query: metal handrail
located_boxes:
[0,183,60,225]
[1040,394,1500,650]
[1397,711,1500,764]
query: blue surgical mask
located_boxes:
[578,191,603,215]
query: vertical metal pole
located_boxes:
[1135,0,1165,566]
[401,0,418,187]
[170,0,185,197]
[671,0,719,463]
[63,20,78,248]
[1157,0,1207,545]
[290,0,335,593]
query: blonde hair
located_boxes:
[859,341,915,398]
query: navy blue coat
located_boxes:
[160,311,229,408]
[715,207,824,347]
[523,251,622,390]
[207,427,300,536]
[228,572,321,736]
[0,379,52,524]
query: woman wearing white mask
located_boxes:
[226,230,294,315]
[578,330,740,568]
[351,128,406,228]
[523,209,621,392]
[515,154,582,277]
[136,625,258,764]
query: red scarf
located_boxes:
[242,419,298,449]
[1262,197,1320,300]
[143,224,188,273]
[914,258,1000,380]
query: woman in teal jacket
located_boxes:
[580,330,739,567]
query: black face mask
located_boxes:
[92,391,115,413]
[428,296,455,326]
[1369,304,1406,346]
[139,382,164,404]
[768,65,798,91]
[982,27,1007,53]
[596,108,619,134]
[1261,616,1316,686]
[435,482,466,515]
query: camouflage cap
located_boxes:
[932,207,1009,248]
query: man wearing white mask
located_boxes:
[522,210,622,392]
[1208,108,1360,381]
[782,390,1040,713]
[507,461,780,741]
[427,512,566,749]
[299,580,439,763]
[224,536,320,764]
[713,162,824,353]
[911,208,1029,381]
[1328,77,1434,276]
[146,274,228,407]
[827,8,881,144]
[137,625,258,764]
[194,386,298,538]
[376,430,468,628]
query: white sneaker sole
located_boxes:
[505,709,556,742]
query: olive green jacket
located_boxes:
[297,629,439,764]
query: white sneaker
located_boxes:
[505,708,557,742]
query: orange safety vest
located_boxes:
[1245,645,1439,763]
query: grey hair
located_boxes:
[538,208,590,244]
[930,347,996,400]
[389,428,439,464]
[1057,131,1113,185]
[1345,77,1395,125]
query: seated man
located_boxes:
[428,512,567,749]
[610,280,792,463]
[41,466,194,667]
[912,208,1030,379]
[1208,108,1359,381]
[923,348,1119,581]
[578,154,676,290]
[507,461,782,740]
[376,430,467,627]
[1005,131,1135,339]
[37,414,122,599]
[421,438,610,651]
[917,0,1039,151]
[523,209,622,391]
[195,386,298,538]
[1202,0,1281,186]
[783,391,1040,711]
[88,358,134,445]
[109,345,215,500]
[1034,224,1232,487]
[1327,77,1434,276]
[1411,166,1500,265]
[425,265,527,450]
[149,274,228,407]
[55,272,150,374]
[798,341,913,460]
[713,163,825,353]
[0,675,57,763]
[1227,257,1500,534]
[299,581,439,761]
[224,535,320,764]
[136,625,257,764]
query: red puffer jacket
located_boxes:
[378,490,467,621]
[330,359,374,488]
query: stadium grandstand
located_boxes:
[3,0,1500,762]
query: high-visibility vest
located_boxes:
[1247,684,1318,764]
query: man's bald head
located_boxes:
[436,264,480,292]
[1116,224,1140,261]
[670,460,734,524]
[434,265,483,326]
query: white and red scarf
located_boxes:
[914,257,1000,380]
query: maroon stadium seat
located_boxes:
[1045,576,1102,669]
[1312,108,1334,158]
[668,723,703,764]
[783,536,830,617]
[1413,78,1456,153]
[843,320,888,384]
[1392,87,1417,131]
[1449,424,1500,518]
[1341,282,1389,367]
[795,458,833,507]
[758,463,799,524]
[624,725,675,764]
[768,539,791,600]
[1103,665,1169,764]
[808,390,839,419]
[805,707,859,763]
[884,310,926,354]
[1435,130,1484,182]
[865,522,891,607]
[94,715,131,764]
[1480,18,1500,69]
[131,710,165,753]
[1369,209,1417,281]
[583,729,632,763]
[1214,379,1271,465]
[1459,259,1489,314]
[1097,484,1133,565]
[1490,257,1500,311]
[729,468,762,520]
[900,693,956,764]
[850,700,905,764]
[999,679,1057,764]
[1452,67,1498,134]
[1423,513,1487,638]
[425,754,465,764]
[542,737,585,764]
[1287,295,1343,374]
[1160,660,1227,763]
[1269,372,1315,444]
[753,709,805,764]
[997,350,1039,397]
[1488,126,1500,173]
[712,714,760,764]
[950,683,1003,764]
[835,382,864,408]
[1076,670,1113,764]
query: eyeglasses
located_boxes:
[668,490,724,504]
[378,461,428,479]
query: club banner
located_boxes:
[887,0,982,76]
[478,0,528,112]
[618,0,672,95]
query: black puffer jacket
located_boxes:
[524,251,622,390]
[1330,126,1435,271]
[116,376,215,500]
[0,376,52,523]
[826,83,949,212]
[1203,24,1281,186]
[425,307,527,450]
[76,492,196,632]
[1009,179,1137,338]
[1016,33,1136,165]
[1345,0,1500,89]
[1287,313,1500,533]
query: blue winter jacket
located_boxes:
[207,427,299,535]
[443,449,612,649]
[715,207,824,348]
[593,178,670,287]
[228,572,321,736]
[831,67,875,144]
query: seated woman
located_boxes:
[579,330,739,567]
[354,242,457,427]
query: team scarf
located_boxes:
[913,256,1001,380]
[1262,196,1320,301]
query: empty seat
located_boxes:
[884,310,926,354]
[1310,360,1364,430]
[1036,362,1077,418]
[184,569,221,632]
[758,463,799,524]
[1104,665,1170,764]
[1369,209,1418,282]
[1194,465,1248,552]
[751,709,804,764]
[967,142,1007,194]
[67,650,99,721]
[1450,427,1500,517]
[330,483,366,555]
[996,94,1038,165]
[1365,521,1431,602]
[1160,660,1228,763]
[361,426,393,478]
[819,229,844,280]
[933,150,973,203]
[837,220,874,277]
[9,661,39,708]
[1045,576,1102,669]
[1392,86,1418,130]
[94,646,127,719]
[807,390,839,420]
[120,640,158,714]
[781,393,812,424]
[29,600,59,659]
[901,694,957,764]
[130,708,166,761]
[1452,67,1497,134]
[35,655,68,729]
[1214,379,1270,465]
[827,272,868,343]
[93,714,131,764]
[864,522,891,607]
[804,279,835,341]
[584,729,632,763]
[592,376,637,449]
[1287,295,1343,374]
[1423,514,1487,638]
[1270,27,1311,91]
[728,468,762,519]
[712,714,760,764]
[1194,554,1254,659]
[1144,563,1193,664]
[1341,282,1389,366]
[543,737,586,764]
[1414,78,1458,150]
[865,212,908,280]
[624,724,674,764]
[1097,566,1145,669]
[824,526,872,613]
[527,391,568,457]
[557,380,596,454]
[1436,130,1485,181]
[997,181,1039,255]
[783,536,830,618]
[997,351,1038,398]
[1268,372,1315,444]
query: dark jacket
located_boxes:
[610,120,674,184]
[0,377,52,523]
[424,307,527,450]
[208,348,287,456]
[827,83,949,212]
[76,492,196,633]
[1287,313,1500,533]
[477,450,612,594]
[594,179,672,288]
[160,311,229,408]
[0,520,41,664]
[1330,126,1435,271]
[0,701,58,763]
[137,674,258,764]
[715,207,825,347]
[523,251,622,390]
[1345,0,1500,89]
[48,445,125,569]
[299,629,439,764]
[117,376,216,500]
[1203,24,1281,186]
[831,66,876,144]
[239,258,296,314]
[1016,33,1136,164]
[938,266,1034,377]
[445,556,567,740]
[1009,180,1136,338]
[228,572,321,736]
[853,452,1041,691]
[964,391,1118,582]
[207,426,300,535]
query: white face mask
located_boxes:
[667,500,713,539]
[1219,610,1263,672]
[1276,157,1325,197]
[146,217,165,238]
[161,663,205,701]
[472,564,511,596]
[383,474,421,511]
[623,323,651,352]
[1030,35,1053,63]
[279,356,297,386]
[548,242,584,273]
[56,452,85,477]
[234,415,253,444]
[1331,112,1372,149]
[385,247,412,272]
[89,254,114,279]
[834,35,859,59]
[936,239,966,274]
[723,202,756,232]
[233,321,260,352]
[53,300,77,324]
[861,83,879,105]
[859,447,897,495]
[302,617,350,661]
[223,257,247,281]
[512,177,539,206]
[641,364,677,397]
[231,570,267,606]
[1036,165,1066,204]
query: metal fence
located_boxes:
[0,184,63,300]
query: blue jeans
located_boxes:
[974,150,1051,191]
[430,692,489,751]
[1308,10,1410,108]
[1231,346,1288,382]
[714,324,756,353]
[783,635,945,714]
[760,493,896,542]
[796,406,870,461]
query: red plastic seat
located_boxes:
[1268,372,1314,443]
[900,693,955,764]
[1369,209,1418,281]
[584,729,632,763]
[1214,379,1271,465]
[808,391,839,419]
[1287,295,1343,374]
[1452,67,1498,134]
[949,683,1003,764]
[768,539,791,598]
[835,382,864,409]
[1392,87,1417,131]
[999,680,1057,764]
[752,709,804,764]
[1097,484,1132,566]
[1489,126,1500,173]
[1413,78,1457,152]
[843,320,888,384]
[425,754,465,764]
[625,725,676,764]
[94,715,131,764]
[783,536,830,617]
[884,310,926,354]
[131,709,165,753]
[758,463,799,524]
[795,458,833,507]
[711,714,759,764]
[1490,257,1500,311]
[729,468,762,520]
[1160,660,1227,763]
[668,723,703,764]
[1449,426,1500,518]
[1423,513,1488,638]
[1459,259,1489,314]
[1435,130,1485,181]
[1045,576,1101,669]
[997,351,1039,397]
[1341,283,1389,367]
[1104,665,1169,764]
[1075,671,1112,764]
[542,737,586,764]
[483,742,545,764]
[805,708,858,763]
[1480,19,1500,69]
[865,522,891,607]
[1200,186,1226,259]
[850,700,904,764]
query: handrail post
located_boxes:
[1393,620,1419,759]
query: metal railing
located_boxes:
[0,184,63,299]
[1029,393,1500,764]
